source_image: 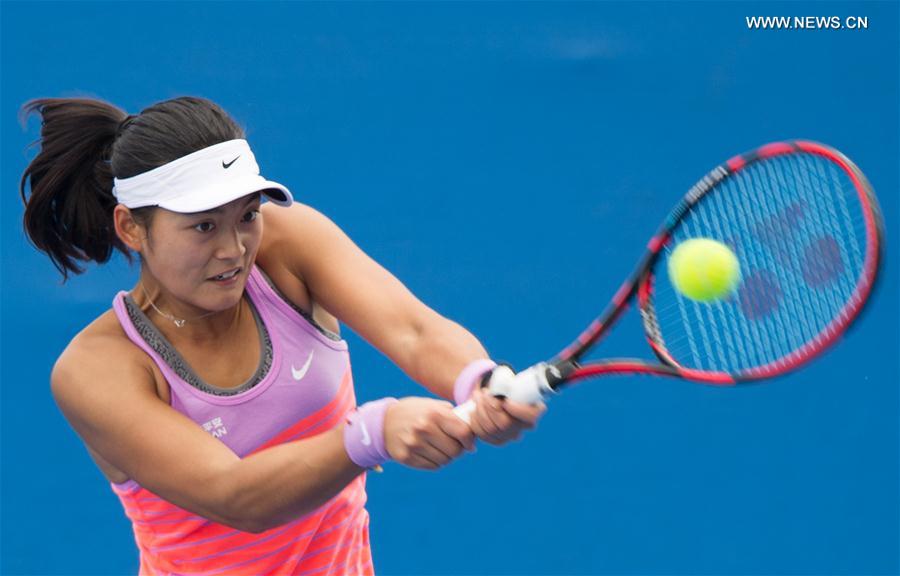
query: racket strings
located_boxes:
[751,160,817,359]
[794,155,868,325]
[786,156,863,333]
[660,170,790,370]
[650,152,870,374]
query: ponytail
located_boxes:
[19,98,129,280]
[19,96,245,281]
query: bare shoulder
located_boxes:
[52,309,157,408]
[258,202,338,270]
[257,201,363,294]
[260,200,324,225]
[51,310,164,483]
[50,309,248,521]
[260,198,437,371]
[58,308,146,370]
[257,202,342,334]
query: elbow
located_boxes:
[225,509,294,535]
[217,503,271,535]
[219,506,272,535]
[214,476,273,534]
[212,492,275,534]
[238,520,271,535]
[237,502,287,534]
[215,476,308,535]
[219,496,321,535]
[216,513,265,534]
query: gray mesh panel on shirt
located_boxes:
[123,295,273,396]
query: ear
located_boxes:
[113,205,149,252]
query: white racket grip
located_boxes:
[453,400,478,424]
[452,363,555,424]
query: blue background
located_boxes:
[2,2,898,575]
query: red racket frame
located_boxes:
[547,141,883,388]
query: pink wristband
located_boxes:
[453,359,498,405]
[343,398,397,469]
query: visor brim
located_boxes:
[156,177,293,213]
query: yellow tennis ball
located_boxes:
[667,238,741,302]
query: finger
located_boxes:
[474,389,503,437]
[482,396,517,432]
[475,388,528,444]
[474,402,508,445]
[418,405,473,456]
[486,403,542,436]
[482,395,536,444]
[436,413,476,452]
[405,452,442,470]
[410,441,455,467]
[466,409,486,437]
[405,424,459,463]
[500,400,547,426]
[423,428,467,460]
[390,443,441,470]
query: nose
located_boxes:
[214,225,248,262]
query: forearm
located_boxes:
[405,316,491,400]
[222,425,364,533]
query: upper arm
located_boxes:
[260,203,442,369]
[51,335,245,529]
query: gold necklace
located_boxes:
[139,282,220,328]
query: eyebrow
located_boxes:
[189,194,260,217]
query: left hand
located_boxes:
[466,385,546,445]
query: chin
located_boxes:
[201,278,247,308]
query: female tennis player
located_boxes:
[19,96,544,575]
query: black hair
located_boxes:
[19,96,245,280]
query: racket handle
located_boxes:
[453,363,555,424]
[453,400,478,424]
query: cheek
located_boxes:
[248,229,263,251]
[242,222,264,256]
[146,233,211,276]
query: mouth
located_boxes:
[208,267,242,282]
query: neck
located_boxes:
[133,280,244,344]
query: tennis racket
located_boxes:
[455,140,883,421]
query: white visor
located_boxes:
[112,139,292,213]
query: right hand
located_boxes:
[384,397,476,470]
[466,385,546,446]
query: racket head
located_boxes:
[637,141,883,383]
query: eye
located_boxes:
[194,221,216,233]
[242,209,260,224]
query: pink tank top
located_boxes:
[109,265,373,575]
